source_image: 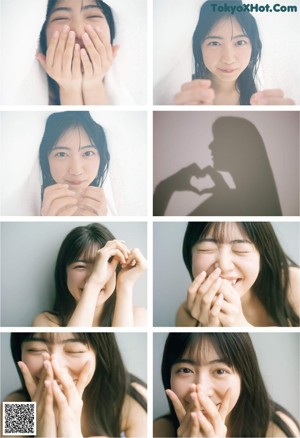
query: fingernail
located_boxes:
[83,32,89,40]
[69,30,75,39]
[87,24,93,31]
[17,361,23,369]
[214,267,221,275]
[53,30,59,38]
[63,25,70,33]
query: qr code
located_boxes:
[2,402,36,436]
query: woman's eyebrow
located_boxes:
[204,34,249,41]
[50,7,72,14]
[172,358,197,365]
[24,337,85,345]
[198,238,252,244]
[81,5,102,12]
[51,145,96,150]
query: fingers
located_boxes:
[51,355,77,403]
[186,271,206,312]
[62,30,76,72]
[76,360,92,397]
[17,361,37,400]
[41,184,78,216]
[165,389,186,423]
[78,187,107,216]
[53,25,71,70]
[174,80,215,105]
[121,248,147,271]
[250,89,295,105]
[208,293,223,326]
[218,388,232,421]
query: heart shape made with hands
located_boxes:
[190,174,215,193]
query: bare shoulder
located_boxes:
[133,306,147,327]
[153,417,176,437]
[288,267,300,317]
[32,311,60,327]
[121,392,147,438]
[131,381,147,400]
[267,411,300,437]
[176,301,195,327]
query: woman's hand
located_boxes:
[186,268,223,327]
[117,248,147,289]
[18,354,57,437]
[41,184,78,216]
[36,25,83,105]
[174,80,215,105]
[77,186,107,216]
[50,355,91,438]
[215,280,249,327]
[166,384,230,438]
[81,25,119,104]
[87,240,130,290]
[250,89,295,105]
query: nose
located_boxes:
[70,17,85,41]
[196,374,214,397]
[221,44,236,64]
[69,156,83,176]
[214,247,235,273]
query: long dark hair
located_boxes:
[161,333,299,437]
[39,0,116,105]
[10,332,146,437]
[51,223,118,326]
[39,111,110,200]
[192,0,262,104]
[182,222,299,326]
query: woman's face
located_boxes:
[66,252,116,306]
[21,333,96,389]
[48,126,100,193]
[191,223,260,298]
[170,339,241,419]
[46,0,111,48]
[201,17,252,84]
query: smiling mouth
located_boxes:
[218,68,238,73]
[221,278,241,287]
[65,180,87,186]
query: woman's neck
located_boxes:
[211,75,240,105]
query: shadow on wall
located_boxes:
[153,117,282,216]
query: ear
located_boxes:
[36,53,47,71]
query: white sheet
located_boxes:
[0,0,147,105]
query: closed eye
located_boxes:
[86,15,104,19]
[51,16,69,22]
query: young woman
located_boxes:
[176,222,299,327]
[32,223,147,327]
[37,0,118,105]
[174,0,295,105]
[39,111,110,216]
[4,332,147,437]
[154,333,300,437]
